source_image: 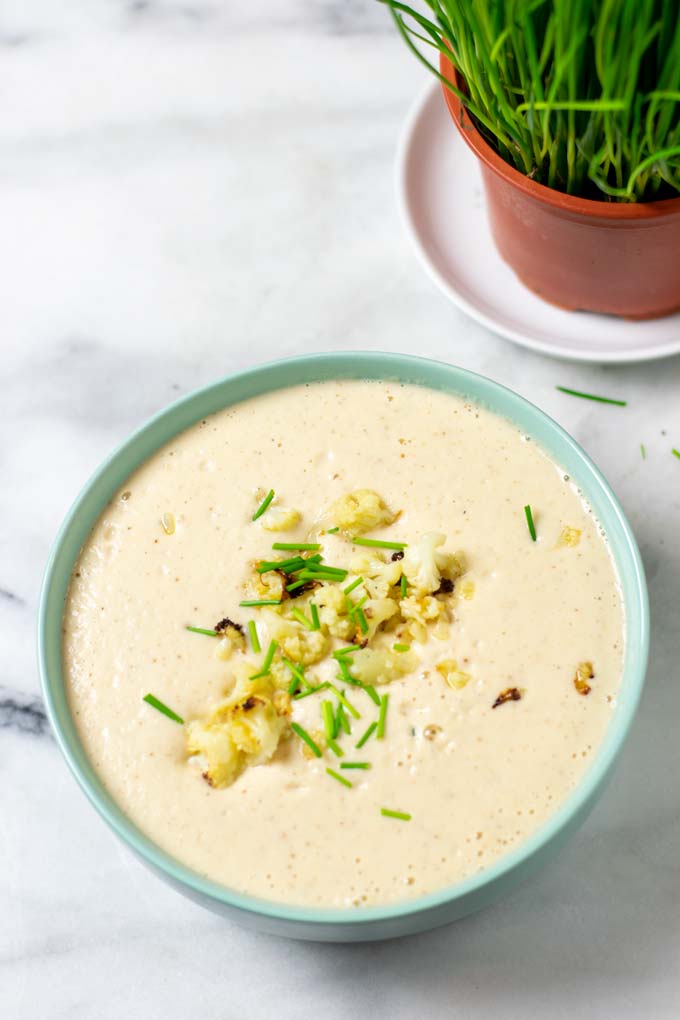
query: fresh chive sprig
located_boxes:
[556,386,627,406]
[291,722,322,758]
[524,504,537,542]
[380,807,411,821]
[186,625,218,637]
[326,767,352,788]
[352,537,407,551]
[252,489,275,521]
[143,693,184,724]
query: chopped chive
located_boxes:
[322,700,336,742]
[257,557,305,574]
[393,643,410,652]
[355,607,369,635]
[673,448,680,460]
[252,489,275,521]
[293,682,329,701]
[344,576,364,595]
[310,603,320,631]
[301,565,348,579]
[356,721,377,749]
[352,537,407,550]
[336,702,351,735]
[333,645,361,658]
[326,767,352,788]
[640,443,646,460]
[341,762,371,770]
[362,684,381,706]
[291,607,314,631]
[286,578,313,593]
[524,504,537,542]
[380,808,411,821]
[186,625,218,637]
[262,640,277,671]
[336,658,356,685]
[283,657,305,693]
[327,738,345,758]
[327,526,339,534]
[272,542,322,551]
[239,599,282,607]
[247,620,261,654]
[556,386,627,407]
[400,575,408,598]
[287,674,300,695]
[291,722,322,757]
[143,693,184,724]
[377,694,389,739]
[328,683,360,719]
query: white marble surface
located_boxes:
[2,3,680,1017]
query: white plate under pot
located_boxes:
[397,83,680,364]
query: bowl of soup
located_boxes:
[39,352,648,941]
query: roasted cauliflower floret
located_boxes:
[247,566,285,602]
[352,645,418,686]
[362,597,400,641]
[213,619,245,660]
[329,489,396,534]
[186,674,289,788]
[260,506,301,532]
[349,553,402,599]
[265,611,330,665]
[314,585,354,640]
[399,594,449,643]
[401,532,466,596]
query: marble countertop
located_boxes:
[2,3,680,1017]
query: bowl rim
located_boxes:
[38,350,649,929]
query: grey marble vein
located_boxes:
[0,688,50,738]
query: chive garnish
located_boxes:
[327,738,344,758]
[272,542,322,551]
[143,693,184,724]
[377,694,389,739]
[252,489,275,521]
[322,700,335,742]
[326,767,352,788]
[300,565,348,579]
[400,575,408,598]
[336,702,351,735]
[328,683,360,719]
[362,684,381,706]
[310,603,320,631]
[327,526,339,534]
[283,657,305,693]
[291,722,322,757]
[251,640,277,678]
[355,721,377,749]
[336,658,356,685]
[556,386,627,407]
[341,762,371,770]
[524,504,537,542]
[673,448,680,460]
[352,537,407,550]
[239,599,282,607]
[257,557,305,574]
[333,645,361,658]
[293,682,329,701]
[291,607,314,631]
[640,443,646,460]
[247,620,261,654]
[186,625,218,637]
[393,643,410,652]
[286,578,313,593]
[380,808,411,821]
[355,606,369,635]
[344,577,364,595]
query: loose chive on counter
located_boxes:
[252,489,275,521]
[143,693,184,725]
[556,386,627,407]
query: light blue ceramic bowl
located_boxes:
[39,352,649,941]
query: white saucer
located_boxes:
[396,83,680,364]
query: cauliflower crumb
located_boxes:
[352,646,418,686]
[557,526,581,547]
[261,506,301,532]
[329,489,396,534]
[401,533,464,597]
[436,659,472,690]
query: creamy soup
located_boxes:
[63,381,624,907]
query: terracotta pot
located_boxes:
[439,52,680,319]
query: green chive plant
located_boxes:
[381,0,680,201]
